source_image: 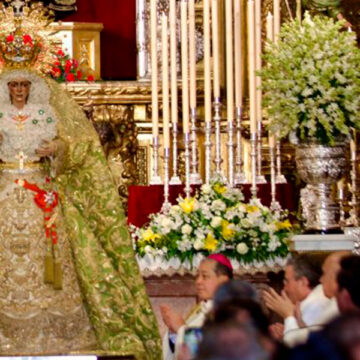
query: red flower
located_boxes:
[53,59,60,66]
[76,70,82,80]
[23,34,33,45]
[51,67,61,78]
[65,59,72,73]
[87,75,95,82]
[6,34,14,43]
[57,49,65,57]
[66,73,75,82]
[72,59,78,68]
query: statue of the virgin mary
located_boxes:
[0,2,161,359]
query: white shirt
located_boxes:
[283,284,338,347]
[163,300,213,360]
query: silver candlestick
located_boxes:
[190,107,202,184]
[270,146,281,211]
[169,122,182,185]
[256,120,267,184]
[212,97,226,182]
[338,181,345,226]
[150,136,163,185]
[184,132,192,198]
[162,147,171,212]
[348,136,358,226]
[250,132,257,198]
[234,106,248,184]
[275,139,287,184]
[205,121,212,184]
[227,119,235,187]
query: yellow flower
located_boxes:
[204,232,218,251]
[142,228,161,243]
[221,220,235,241]
[179,197,196,214]
[213,183,227,194]
[142,228,155,242]
[276,219,292,230]
[246,205,260,213]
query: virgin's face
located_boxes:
[8,78,31,109]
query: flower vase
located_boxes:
[295,143,347,233]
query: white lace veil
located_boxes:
[0,69,51,105]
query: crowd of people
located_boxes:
[160,252,360,360]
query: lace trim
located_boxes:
[137,253,289,278]
[0,104,57,162]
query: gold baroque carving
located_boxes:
[82,102,138,210]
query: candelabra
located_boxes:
[348,138,359,226]
[256,120,267,184]
[212,97,226,182]
[150,136,163,185]
[184,132,191,198]
[227,119,234,187]
[205,121,212,184]
[161,147,171,212]
[338,182,345,225]
[189,108,202,185]
[234,106,248,185]
[250,132,257,198]
[275,140,287,184]
[169,122,182,185]
[269,146,281,211]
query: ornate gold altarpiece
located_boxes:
[60,0,360,336]
[64,0,360,215]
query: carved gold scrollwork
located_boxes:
[83,103,138,210]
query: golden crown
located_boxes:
[0,0,58,72]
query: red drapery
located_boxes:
[128,184,297,228]
[64,0,137,80]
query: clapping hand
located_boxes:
[160,303,185,333]
[269,322,284,341]
[263,288,296,319]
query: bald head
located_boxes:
[321,251,351,298]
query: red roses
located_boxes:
[50,48,95,83]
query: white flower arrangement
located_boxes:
[261,13,360,145]
[130,181,292,266]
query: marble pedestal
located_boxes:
[291,233,357,253]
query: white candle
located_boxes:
[170,0,178,125]
[234,0,243,107]
[273,0,280,43]
[266,12,275,148]
[204,0,212,123]
[162,13,170,148]
[189,0,197,109]
[211,0,220,99]
[247,0,256,134]
[150,0,159,137]
[181,0,189,134]
[225,0,234,124]
[255,0,262,128]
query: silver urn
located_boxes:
[295,143,347,233]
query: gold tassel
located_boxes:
[44,253,54,284]
[53,261,63,290]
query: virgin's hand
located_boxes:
[35,140,57,157]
